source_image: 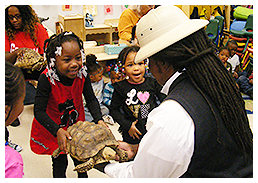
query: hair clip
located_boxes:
[55,46,62,56]
[91,67,103,76]
[43,53,47,61]
[64,31,73,36]
[80,49,86,62]
[49,58,56,68]
[114,64,119,73]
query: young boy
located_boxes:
[218,46,232,73]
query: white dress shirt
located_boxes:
[104,72,195,178]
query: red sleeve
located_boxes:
[5,32,11,52]
[35,23,49,54]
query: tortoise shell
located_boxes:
[15,48,46,71]
[67,121,119,161]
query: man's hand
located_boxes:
[117,141,139,160]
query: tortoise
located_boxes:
[52,121,128,173]
[15,48,46,73]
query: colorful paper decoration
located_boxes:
[122,5,129,11]
[62,5,72,11]
[104,5,113,15]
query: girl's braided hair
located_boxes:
[85,54,102,75]
[5,61,25,107]
[43,31,84,67]
[118,45,140,65]
[150,28,253,154]
[5,5,40,48]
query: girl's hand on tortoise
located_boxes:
[56,128,72,154]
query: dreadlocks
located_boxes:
[150,28,253,154]
[5,5,40,48]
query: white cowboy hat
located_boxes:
[134,6,209,63]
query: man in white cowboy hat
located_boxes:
[98,5,253,178]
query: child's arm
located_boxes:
[103,82,113,106]
[128,120,142,139]
[233,65,240,78]
[34,74,60,136]
[56,128,72,153]
[83,75,103,123]
[110,84,132,133]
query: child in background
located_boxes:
[30,32,105,178]
[103,66,123,106]
[226,40,240,78]
[110,46,166,144]
[237,71,253,99]
[84,54,111,123]
[5,62,25,178]
[218,46,232,73]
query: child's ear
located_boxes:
[89,75,94,80]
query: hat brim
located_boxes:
[135,19,209,63]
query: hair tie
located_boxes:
[184,47,213,63]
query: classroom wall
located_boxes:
[32,5,123,33]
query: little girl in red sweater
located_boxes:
[30,31,105,178]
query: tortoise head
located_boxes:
[102,146,116,160]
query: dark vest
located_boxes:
[165,74,252,178]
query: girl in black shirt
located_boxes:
[110,46,165,144]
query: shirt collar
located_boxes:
[161,71,182,95]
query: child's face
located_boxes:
[55,40,82,79]
[124,52,145,84]
[227,43,238,56]
[90,68,103,83]
[218,49,230,63]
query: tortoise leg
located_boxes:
[52,148,62,158]
[114,146,128,162]
[73,158,95,173]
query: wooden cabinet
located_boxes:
[84,24,111,44]
[84,19,119,44]
[58,15,118,44]
[58,14,84,39]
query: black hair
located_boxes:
[227,39,238,46]
[85,54,102,75]
[118,46,140,65]
[5,5,40,48]
[43,31,84,67]
[5,61,25,107]
[150,28,252,154]
[218,46,231,56]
